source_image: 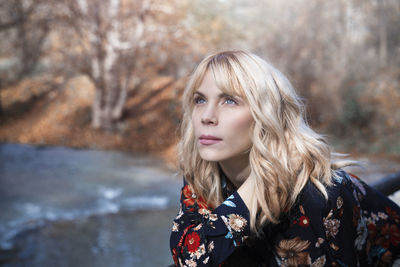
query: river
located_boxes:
[0,143,399,266]
[0,143,181,266]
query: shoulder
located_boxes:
[267,170,361,265]
[262,170,400,266]
[285,169,362,242]
[295,170,349,217]
[299,169,363,208]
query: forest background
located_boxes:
[1,0,400,165]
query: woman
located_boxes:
[170,50,400,266]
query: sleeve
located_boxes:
[345,171,400,266]
[170,179,250,267]
[266,170,400,267]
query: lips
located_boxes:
[199,135,222,145]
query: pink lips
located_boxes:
[199,135,222,145]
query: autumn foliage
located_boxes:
[0,0,399,163]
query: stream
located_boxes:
[0,143,181,267]
[0,143,399,266]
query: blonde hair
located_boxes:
[178,50,351,233]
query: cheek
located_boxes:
[227,112,253,142]
[234,113,253,134]
[191,110,200,131]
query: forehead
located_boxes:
[196,71,220,94]
[195,68,245,98]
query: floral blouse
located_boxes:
[170,170,400,266]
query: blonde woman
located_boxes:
[170,50,400,266]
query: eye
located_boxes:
[194,96,206,104]
[224,97,238,105]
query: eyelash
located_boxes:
[193,96,238,105]
[194,96,206,104]
[224,98,237,105]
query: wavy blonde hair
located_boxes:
[178,50,351,233]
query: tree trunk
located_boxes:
[112,82,127,120]
[103,86,115,130]
[378,0,387,67]
[77,0,146,131]
[91,84,123,130]
[91,89,103,129]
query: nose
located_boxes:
[201,104,218,125]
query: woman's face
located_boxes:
[192,71,254,163]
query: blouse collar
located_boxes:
[219,166,237,198]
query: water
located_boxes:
[0,143,181,266]
[1,144,400,266]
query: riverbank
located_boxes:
[1,74,399,169]
[0,75,185,168]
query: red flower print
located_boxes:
[184,232,201,253]
[299,216,310,227]
[377,223,391,248]
[182,185,195,206]
[367,223,377,241]
[389,224,400,246]
[172,248,178,266]
[385,207,400,223]
[368,223,376,232]
[375,223,400,248]
[182,185,208,209]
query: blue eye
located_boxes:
[194,97,206,104]
[225,98,237,105]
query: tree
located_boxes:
[0,0,51,114]
[51,0,156,130]
[53,0,190,130]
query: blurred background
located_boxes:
[0,0,399,266]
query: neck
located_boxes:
[219,153,251,188]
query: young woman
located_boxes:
[170,50,400,266]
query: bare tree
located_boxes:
[0,0,51,115]
[55,0,154,130]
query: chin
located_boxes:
[198,150,230,162]
[199,151,223,162]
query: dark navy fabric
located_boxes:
[170,170,400,266]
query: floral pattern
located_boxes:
[275,237,311,266]
[170,183,250,266]
[323,217,340,238]
[298,215,310,227]
[170,170,400,266]
[184,232,201,253]
[310,255,326,267]
[222,214,247,232]
[182,185,208,210]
